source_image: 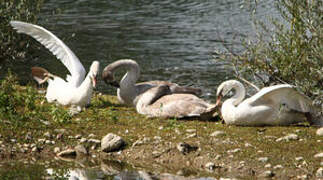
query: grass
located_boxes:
[0,73,321,178]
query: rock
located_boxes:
[54,147,60,154]
[57,148,76,157]
[215,155,222,160]
[88,134,96,138]
[227,148,241,153]
[258,157,269,163]
[54,129,67,134]
[273,165,283,169]
[265,164,272,168]
[44,132,51,138]
[88,139,101,144]
[276,133,298,142]
[75,134,82,139]
[244,143,252,147]
[205,162,216,170]
[295,157,303,161]
[176,142,198,154]
[101,133,125,153]
[317,128,323,136]
[80,138,87,143]
[260,170,275,178]
[25,133,32,141]
[75,144,88,156]
[210,131,226,137]
[31,147,38,152]
[185,133,197,139]
[314,152,323,158]
[186,129,196,133]
[316,167,323,177]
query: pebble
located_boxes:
[295,157,303,161]
[186,129,196,133]
[316,167,323,177]
[45,140,51,144]
[88,134,96,138]
[101,133,125,153]
[317,127,323,136]
[260,170,275,178]
[75,134,82,139]
[10,139,17,143]
[176,142,197,154]
[185,133,197,139]
[44,132,51,138]
[80,138,87,143]
[54,129,67,134]
[244,143,252,147]
[215,155,222,160]
[57,148,76,157]
[205,162,216,170]
[276,133,298,142]
[258,157,269,163]
[75,144,88,156]
[210,131,226,137]
[88,139,100,144]
[54,147,60,154]
[227,148,241,153]
[273,165,283,169]
[314,152,323,158]
[265,164,272,168]
[31,147,38,152]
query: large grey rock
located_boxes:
[101,133,125,153]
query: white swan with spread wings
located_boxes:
[10,21,99,112]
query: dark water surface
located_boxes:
[7,0,276,100]
[2,0,279,178]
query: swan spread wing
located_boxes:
[247,84,313,113]
[10,21,86,87]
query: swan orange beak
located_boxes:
[215,94,222,107]
[92,76,97,88]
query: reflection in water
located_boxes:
[4,0,277,100]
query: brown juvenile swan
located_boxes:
[135,85,218,119]
[102,59,202,106]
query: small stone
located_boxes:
[88,139,100,144]
[276,133,298,142]
[132,140,144,147]
[244,143,252,147]
[317,128,323,136]
[215,155,222,160]
[205,162,216,170]
[158,126,163,130]
[185,133,197,139]
[88,134,96,138]
[56,134,63,140]
[265,164,272,168]
[57,148,76,157]
[316,167,323,177]
[75,144,88,156]
[320,162,323,166]
[32,147,38,152]
[25,133,32,141]
[210,131,226,137]
[228,148,241,153]
[54,147,60,154]
[101,133,125,153]
[186,129,196,133]
[176,142,198,154]
[314,152,323,158]
[39,120,51,126]
[260,170,275,178]
[124,129,129,134]
[30,143,36,148]
[273,165,283,169]
[45,140,51,144]
[258,157,269,163]
[54,129,67,134]
[80,138,87,143]
[75,134,82,139]
[44,132,51,138]
[295,157,304,161]
[10,139,17,143]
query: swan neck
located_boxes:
[231,82,245,106]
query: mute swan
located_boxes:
[10,21,99,112]
[215,80,322,126]
[135,84,217,119]
[102,59,202,106]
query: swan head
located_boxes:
[102,65,120,88]
[216,80,242,105]
[89,61,100,88]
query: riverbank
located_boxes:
[0,82,322,179]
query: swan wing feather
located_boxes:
[247,84,313,113]
[10,20,86,87]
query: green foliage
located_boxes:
[50,105,72,124]
[0,0,43,62]
[229,0,322,103]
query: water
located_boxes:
[6,0,277,100]
[2,0,279,178]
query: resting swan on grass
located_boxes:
[10,21,99,112]
[102,59,201,106]
[215,80,322,126]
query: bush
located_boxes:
[224,0,322,105]
[0,0,43,62]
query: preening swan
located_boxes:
[102,59,202,106]
[215,80,322,126]
[10,20,100,112]
[136,85,217,119]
